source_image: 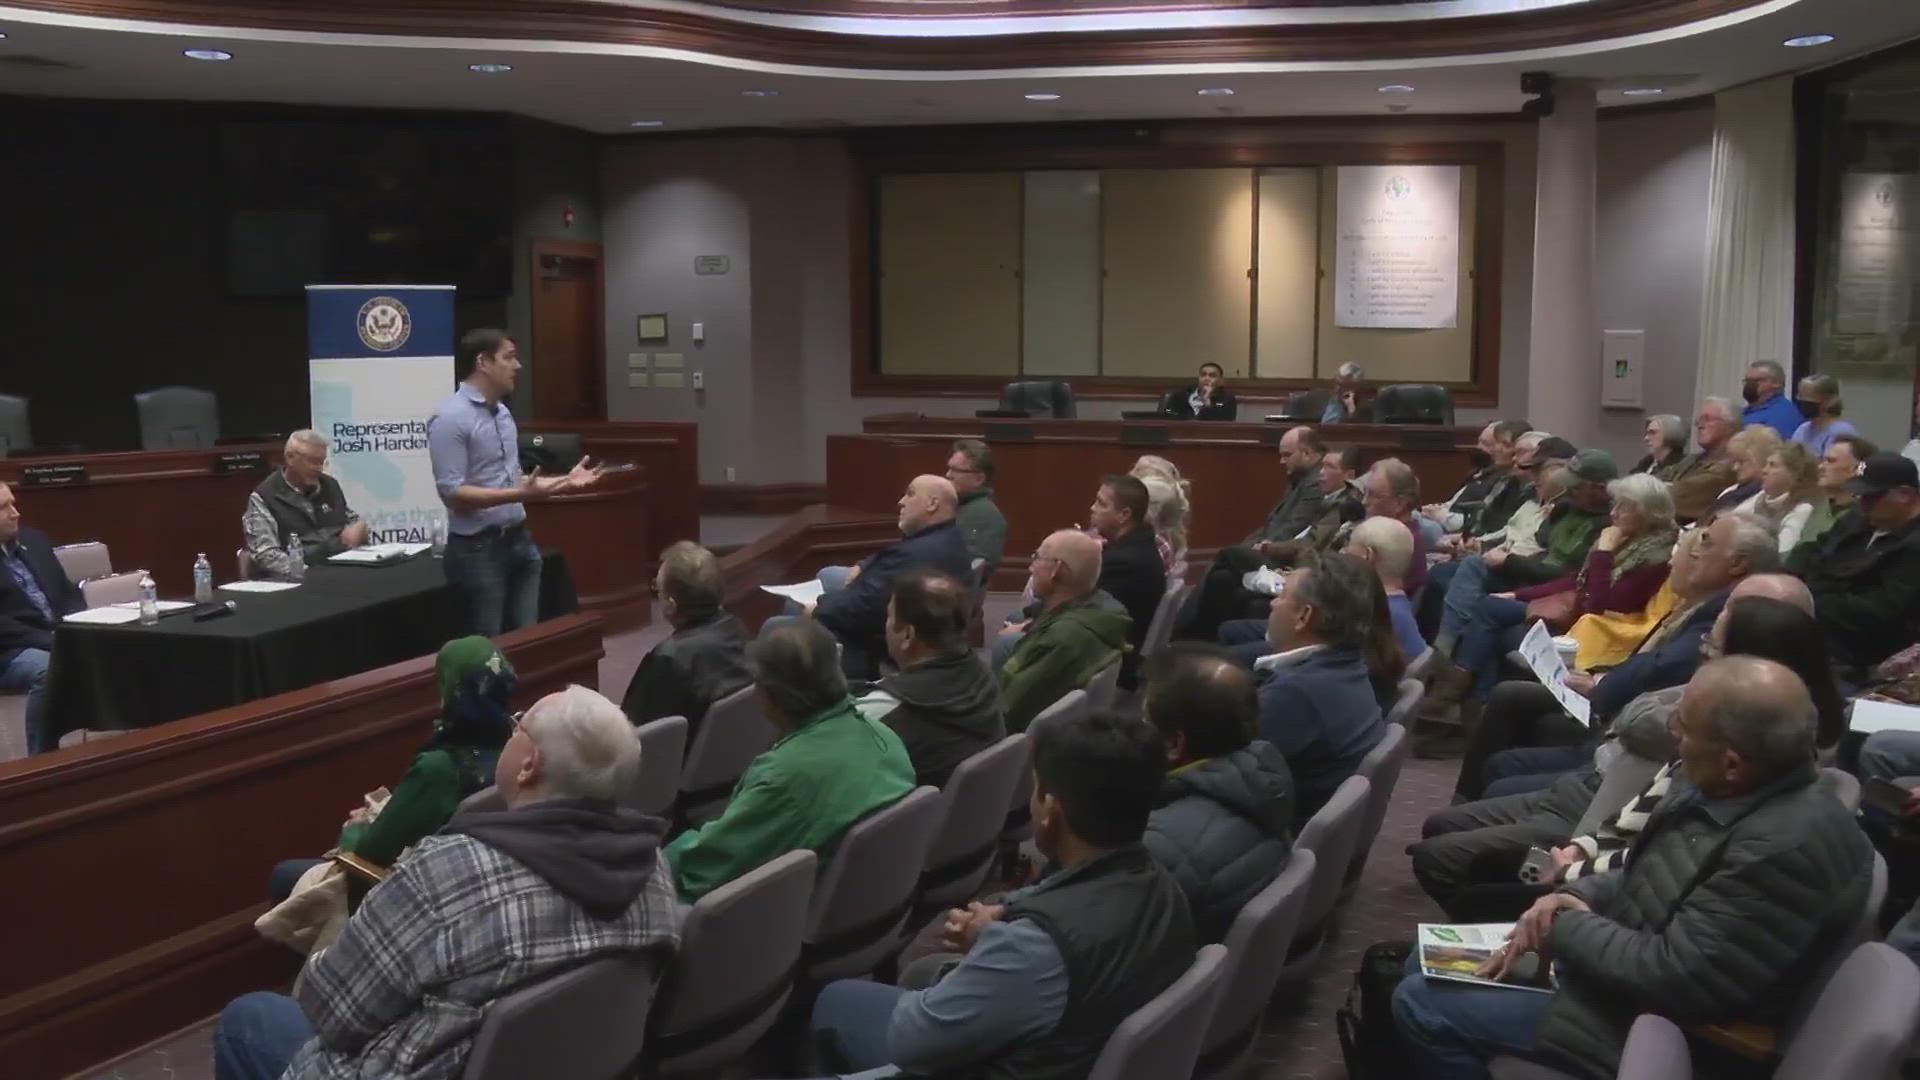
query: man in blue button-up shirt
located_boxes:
[427,329,602,635]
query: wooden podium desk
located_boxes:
[836,414,1481,580]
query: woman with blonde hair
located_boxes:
[1736,441,1830,553]
[1706,426,1781,520]
[1131,455,1192,578]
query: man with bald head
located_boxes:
[999,530,1131,732]
[812,474,974,678]
[1397,656,1872,1080]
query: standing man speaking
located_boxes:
[428,328,602,635]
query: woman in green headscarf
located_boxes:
[267,637,518,900]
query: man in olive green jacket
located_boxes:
[666,621,915,902]
[1000,529,1132,732]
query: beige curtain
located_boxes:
[1695,76,1796,410]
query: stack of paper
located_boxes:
[109,600,193,614]
[760,580,825,608]
[1851,698,1920,736]
[63,607,144,626]
[328,543,431,564]
[220,580,302,594]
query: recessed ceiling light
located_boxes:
[0,32,10,41]
[1783,34,1835,48]
[1378,84,1416,94]
[183,48,233,61]
[629,120,666,128]
[741,88,779,98]
[1620,88,1665,97]
[1024,92,1062,102]
[1197,87,1235,97]
[468,62,512,73]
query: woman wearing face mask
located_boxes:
[1789,373,1858,458]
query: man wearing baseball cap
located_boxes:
[1789,451,1920,678]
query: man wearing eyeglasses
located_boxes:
[242,430,368,579]
[1666,397,1742,524]
[946,439,1007,572]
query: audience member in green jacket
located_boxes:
[666,620,915,902]
[266,636,518,900]
[999,529,1131,732]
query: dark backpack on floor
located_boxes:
[1337,940,1415,1080]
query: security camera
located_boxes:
[1521,71,1555,118]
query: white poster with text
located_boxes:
[1335,165,1461,329]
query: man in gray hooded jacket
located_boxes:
[1139,644,1294,944]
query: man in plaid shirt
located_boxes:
[213,685,684,1080]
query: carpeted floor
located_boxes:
[66,591,1452,1080]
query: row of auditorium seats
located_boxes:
[398,669,1416,1078]
[974,379,1457,425]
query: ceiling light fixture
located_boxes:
[1197,87,1235,97]
[1620,88,1665,97]
[630,120,665,128]
[468,62,512,73]
[1783,34,1835,48]
[184,48,233,61]
[741,88,779,98]
[1024,92,1062,102]
[1378,84,1415,94]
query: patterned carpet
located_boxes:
[65,594,1454,1080]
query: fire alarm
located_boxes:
[562,204,576,228]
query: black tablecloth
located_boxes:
[46,556,465,737]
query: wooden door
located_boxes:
[531,240,604,420]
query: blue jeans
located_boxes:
[1859,730,1920,783]
[813,978,909,1073]
[214,992,314,1080]
[443,525,542,637]
[1483,745,1591,798]
[1455,597,1529,698]
[268,858,326,903]
[1,647,53,755]
[1391,951,1556,1079]
[1438,556,1500,646]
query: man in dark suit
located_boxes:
[1088,474,1168,673]
[0,482,85,755]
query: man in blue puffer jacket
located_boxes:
[1140,643,1295,944]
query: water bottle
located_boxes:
[193,552,214,603]
[285,536,305,581]
[137,574,159,625]
[430,516,448,559]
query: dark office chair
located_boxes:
[134,386,220,450]
[1372,384,1455,425]
[518,431,584,475]
[977,380,1075,420]
[0,394,30,457]
[1282,389,1331,420]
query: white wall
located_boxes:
[601,111,1715,484]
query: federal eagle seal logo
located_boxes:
[357,296,412,352]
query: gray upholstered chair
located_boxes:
[1139,583,1189,661]
[803,786,945,982]
[1272,775,1371,996]
[78,570,146,608]
[1386,678,1425,728]
[677,684,775,827]
[461,952,661,1079]
[1084,662,1122,712]
[1490,1013,1693,1079]
[1344,723,1411,898]
[645,849,816,1077]
[1195,850,1317,1078]
[52,541,112,585]
[0,393,30,456]
[628,715,688,818]
[918,734,1031,912]
[1085,944,1230,1080]
[1776,941,1920,1080]
[134,386,219,450]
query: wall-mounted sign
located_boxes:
[19,462,87,488]
[215,450,270,474]
[1334,165,1462,329]
[694,255,730,276]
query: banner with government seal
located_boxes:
[1334,165,1461,329]
[305,285,455,544]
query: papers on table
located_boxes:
[219,580,302,594]
[1851,698,1920,736]
[328,543,431,564]
[63,606,144,626]
[1517,621,1591,726]
[1241,567,1287,596]
[110,600,193,614]
[760,580,825,608]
